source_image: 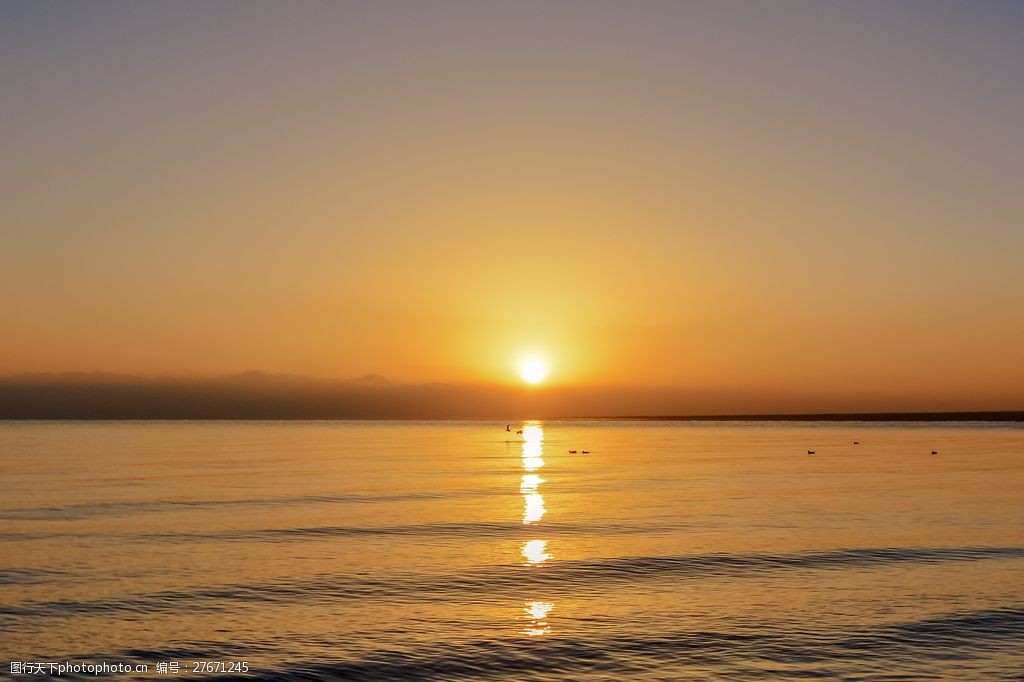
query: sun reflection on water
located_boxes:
[523,492,546,524]
[521,424,543,443]
[520,474,543,493]
[517,421,555,635]
[522,539,552,565]
[522,601,555,637]
[521,441,544,472]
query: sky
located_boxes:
[2,1,1023,413]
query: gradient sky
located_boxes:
[2,1,1023,410]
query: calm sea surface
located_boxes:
[1,420,1022,680]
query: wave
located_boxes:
[0,567,66,586]
[3,546,1021,622]
[228,609,1024,680]
[44,607,1024,681]
[0,520,680,545]
[143,520,678,543]
[0,490,488,522]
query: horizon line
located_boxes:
[2,410,1022,422]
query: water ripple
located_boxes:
[50,607,1021,681]
[147,521,676,543]
[3,546,1020,622]
[0,493,465,522]
[0,567,66,586]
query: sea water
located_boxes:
[1,420,1022,680]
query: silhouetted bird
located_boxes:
[581,450,590,454]
[807,450,815,455]
[505,424,511,432]
[931,450,938,455]
[568,450,577,454]
[853,441,860,445]
[516,430,523,435]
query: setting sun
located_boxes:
[519,359,548,385]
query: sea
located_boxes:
[1,420,1022,680]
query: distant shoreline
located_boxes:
[1,412,1023,422]
[599,412,1024,422]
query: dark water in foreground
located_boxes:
[1,420,1022,680]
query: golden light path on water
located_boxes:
[522,539,552,565]
[523,601,556,638]
[519,421,554,636]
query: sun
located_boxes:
[519,359,548,385]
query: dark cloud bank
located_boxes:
[0,373,1021,420]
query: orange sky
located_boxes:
[2,2,1022,411]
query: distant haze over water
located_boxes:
[0,372,1021,419]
